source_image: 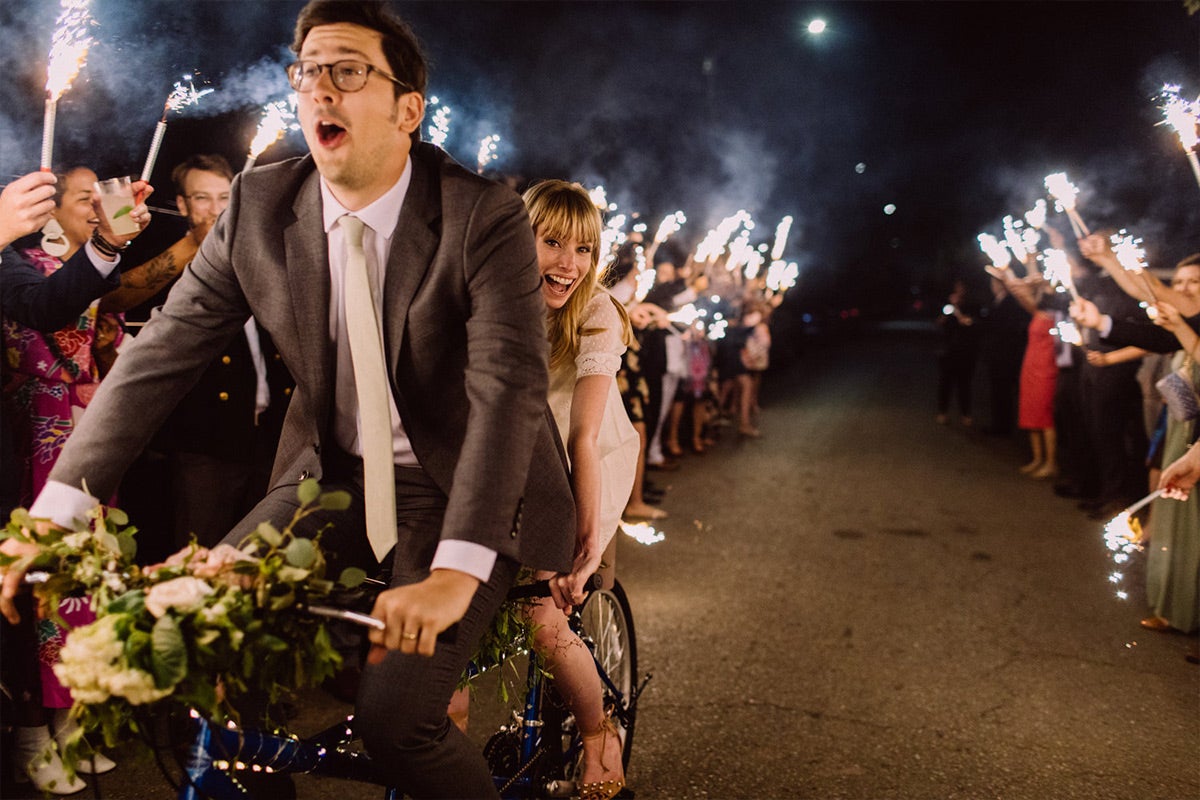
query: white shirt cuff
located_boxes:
[83,241,120,278]
[429,540,497,583]
[28,480,98,529]
[1098,315,1113,338]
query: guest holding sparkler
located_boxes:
[994,268,1060,479]
[1072,244,1148,520]
[1,168,150,794]
[520,180,637,800]
[1073,255,1200,635]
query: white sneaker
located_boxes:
[14,726,87,795]
[53,708,117,774]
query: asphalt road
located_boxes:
[7,323,1197,799]
[618,323,1199,800]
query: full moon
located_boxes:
[808,19,827,34]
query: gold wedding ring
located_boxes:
[402,632,418,640]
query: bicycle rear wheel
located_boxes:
[577,580,637,768]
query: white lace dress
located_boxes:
[547,291,640,550]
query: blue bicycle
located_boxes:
[168,578,647,799]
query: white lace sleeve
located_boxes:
[575,292,626,379]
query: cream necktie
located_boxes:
[340,215,396,561]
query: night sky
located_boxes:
[2,1,1197,316]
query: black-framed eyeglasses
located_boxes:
[286,60,415,94]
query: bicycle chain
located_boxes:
[499,743,549,795]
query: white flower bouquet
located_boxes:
[1,480,366,768]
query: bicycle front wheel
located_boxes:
[578,580,637,768]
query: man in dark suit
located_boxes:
[4,3,574,797]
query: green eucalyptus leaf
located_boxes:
[106,507,129,526]
[297,478,320,506]
[116,531,137,560]
[338,567,368,589]
[318,491,351,511]
[284,538,317,569]
[256,522,283,548]
[107,590,146,616]
[150,615,187,689]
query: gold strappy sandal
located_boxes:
[577,718,625,800]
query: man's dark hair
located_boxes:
[292,1,428,101]
[172,154,234,194]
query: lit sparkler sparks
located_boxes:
[633,247,656,302]
[1158,84,1200,189]
[1002,215,1033,263]
[1044,172,1090,238]
[653,211,687,244]
[667,303,705,326]
[244,100,298,172]
[771,215,793,261]
[1101,490,1162,601]
[977,233,1011,270]
[694,210,752,262]
[1053,319,1082,347]
[725,229,755,274]
[41,0,95,171]
[1024,198,1047,230]
[766,260,799,292]
[1041,248,1078,301]
[599,212,627,269]
[142,74,215,182]
[1110,229,1160,306]
[620,521,665,545]
[427,97,451,148]
[476,134,500,174]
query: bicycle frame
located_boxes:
[172,586,638,799]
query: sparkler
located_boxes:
[476,134,500,174]
[667,303,705,326]
[1041,248,1078,301]
[41,0,95,171]
[706,318,728,341]
[725,229,754,275]
[694,210,752,263]
[1101,490,1163,601]
[142,74,215,182]
[1044,172,1090,238]
[1053,319,1082,347]
[633,247,656,302]
[1110,229,1159,304]
[977,233,1011,270]
[653,211,686,244]
[765,260,799,293]
[620,521,665,546]
[1158,84,1200,190]
[588,185,608,209]
[1002,215,1034,264]
[1024,198,1047,230]
[244,100,297,172]
[771,215,793,261]
[427,97,451,148]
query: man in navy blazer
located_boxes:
[5,3,574,797]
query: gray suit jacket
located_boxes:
[48,143,575,573]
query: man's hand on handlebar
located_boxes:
[367,569,480,659]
